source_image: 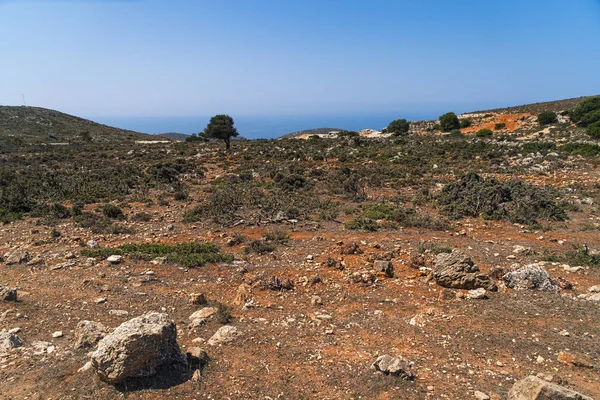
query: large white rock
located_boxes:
[207,325,239,346]
[91,313,186,384]
[508,375,592,400]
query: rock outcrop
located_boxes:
[433,251,497,291]
[508,375,592,400]
[91,313,186,384]
[503,264,559,292]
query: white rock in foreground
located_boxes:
[91,313,186,384]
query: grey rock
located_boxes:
[91,312,186,384]
[207,325,239,346]
[371,355,415,380]
[5,251,29,265]
[503,264,559,292]
[0,286,17,302]
[508,375,592,400]
[106,255,123,264]
[74,320,107,349]
[374,260,394,278]
[0,331,23,353]
[433,251,497,291]
[467,288,488,300]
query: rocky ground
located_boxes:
[2,110,600,399]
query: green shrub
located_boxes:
[345,216,379,231]
[336,130,360,138]
[559,143,600,157]
[99,204,125,219]
[587,122,600,139]
[173,191,188,201]
[571,96,600,126]
[438,172,567,224]
[494,123,506,130]
[82,242,232,268]
[132,212,152,222]
[537,111,557,125]
[384,119,410,136]
[449,129,463,137]
[459,118,472,128]
[262,229,289,244]
[476,128,493,137]
[439,112,460,132]
[244,240,277,254]
[417,241,452,254]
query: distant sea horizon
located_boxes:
[91,112,445,140]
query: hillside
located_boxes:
[156,132,191,141]
[0,106,154,145]
[280,127,345,139]
[470,95,599,115]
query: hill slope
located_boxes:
[156,132,191,141]
[470,95,599,115]
[0,106,154,144]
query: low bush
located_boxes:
[438,172,567,224]
[494,123,506,130]
[476,128,493,137]
[98,204,125,220]
[537,111,557,125]
[82,242,232,268]
[345,216,379,231]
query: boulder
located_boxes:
[374,260,394,278]
[433,251,497,291]
[91,313,186,384]
[467,288,488,300]
[207,325,239,346]
[0,286,17,302]
[508,375,592,400]
[0,331,23,353]
[503,264,559,292]
[74,320,107,349]
[188,307,218,328]
[5,251,29,265]
[371,355,415,380]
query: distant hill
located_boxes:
[0,106,154,145]
[470,95,599,115]
[279,127,345,139]
[156,132,190,141]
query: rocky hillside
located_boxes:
[0,106,154,145]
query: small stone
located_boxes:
[371,355,415,380]
[151,256,167,265]
[106,255,123,264]
[0,286,18,302]
[474,391,490,400]
[109,309,129,317]
[52,331,64,338]
[95,297,107,304]
[207,325,239,346]
[536,355,545,364]
[78,361,93,373]
[190,293,208,305]
[557,351,594,368]
[0,331,23,353]
[87,240,99,248]
[467,288,488,300]
[311,295,323,306]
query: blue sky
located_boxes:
[1,0,599,119]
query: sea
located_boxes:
[91,112,442,140]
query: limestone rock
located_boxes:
[374,260,394,278]
[371,355,415,380]
[91,313,186,384]
[433,251,497,291]
[0,286,17,302]
[503,264,559,292]
[190,293,208,305]
[0,331,23,353]
[508,375,592,400]
[207,325,239,346]
[467,288,488,300]
[5,251,29,265]
[74,320,107,349]
[106,255,123,264]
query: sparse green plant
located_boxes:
[476,128,493,137]
[537,111,557,125]
[439,112,460,132]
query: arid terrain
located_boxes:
[1,97,600,399]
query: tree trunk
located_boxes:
[224,138,231,150]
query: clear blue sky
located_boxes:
[1,0,599,118]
